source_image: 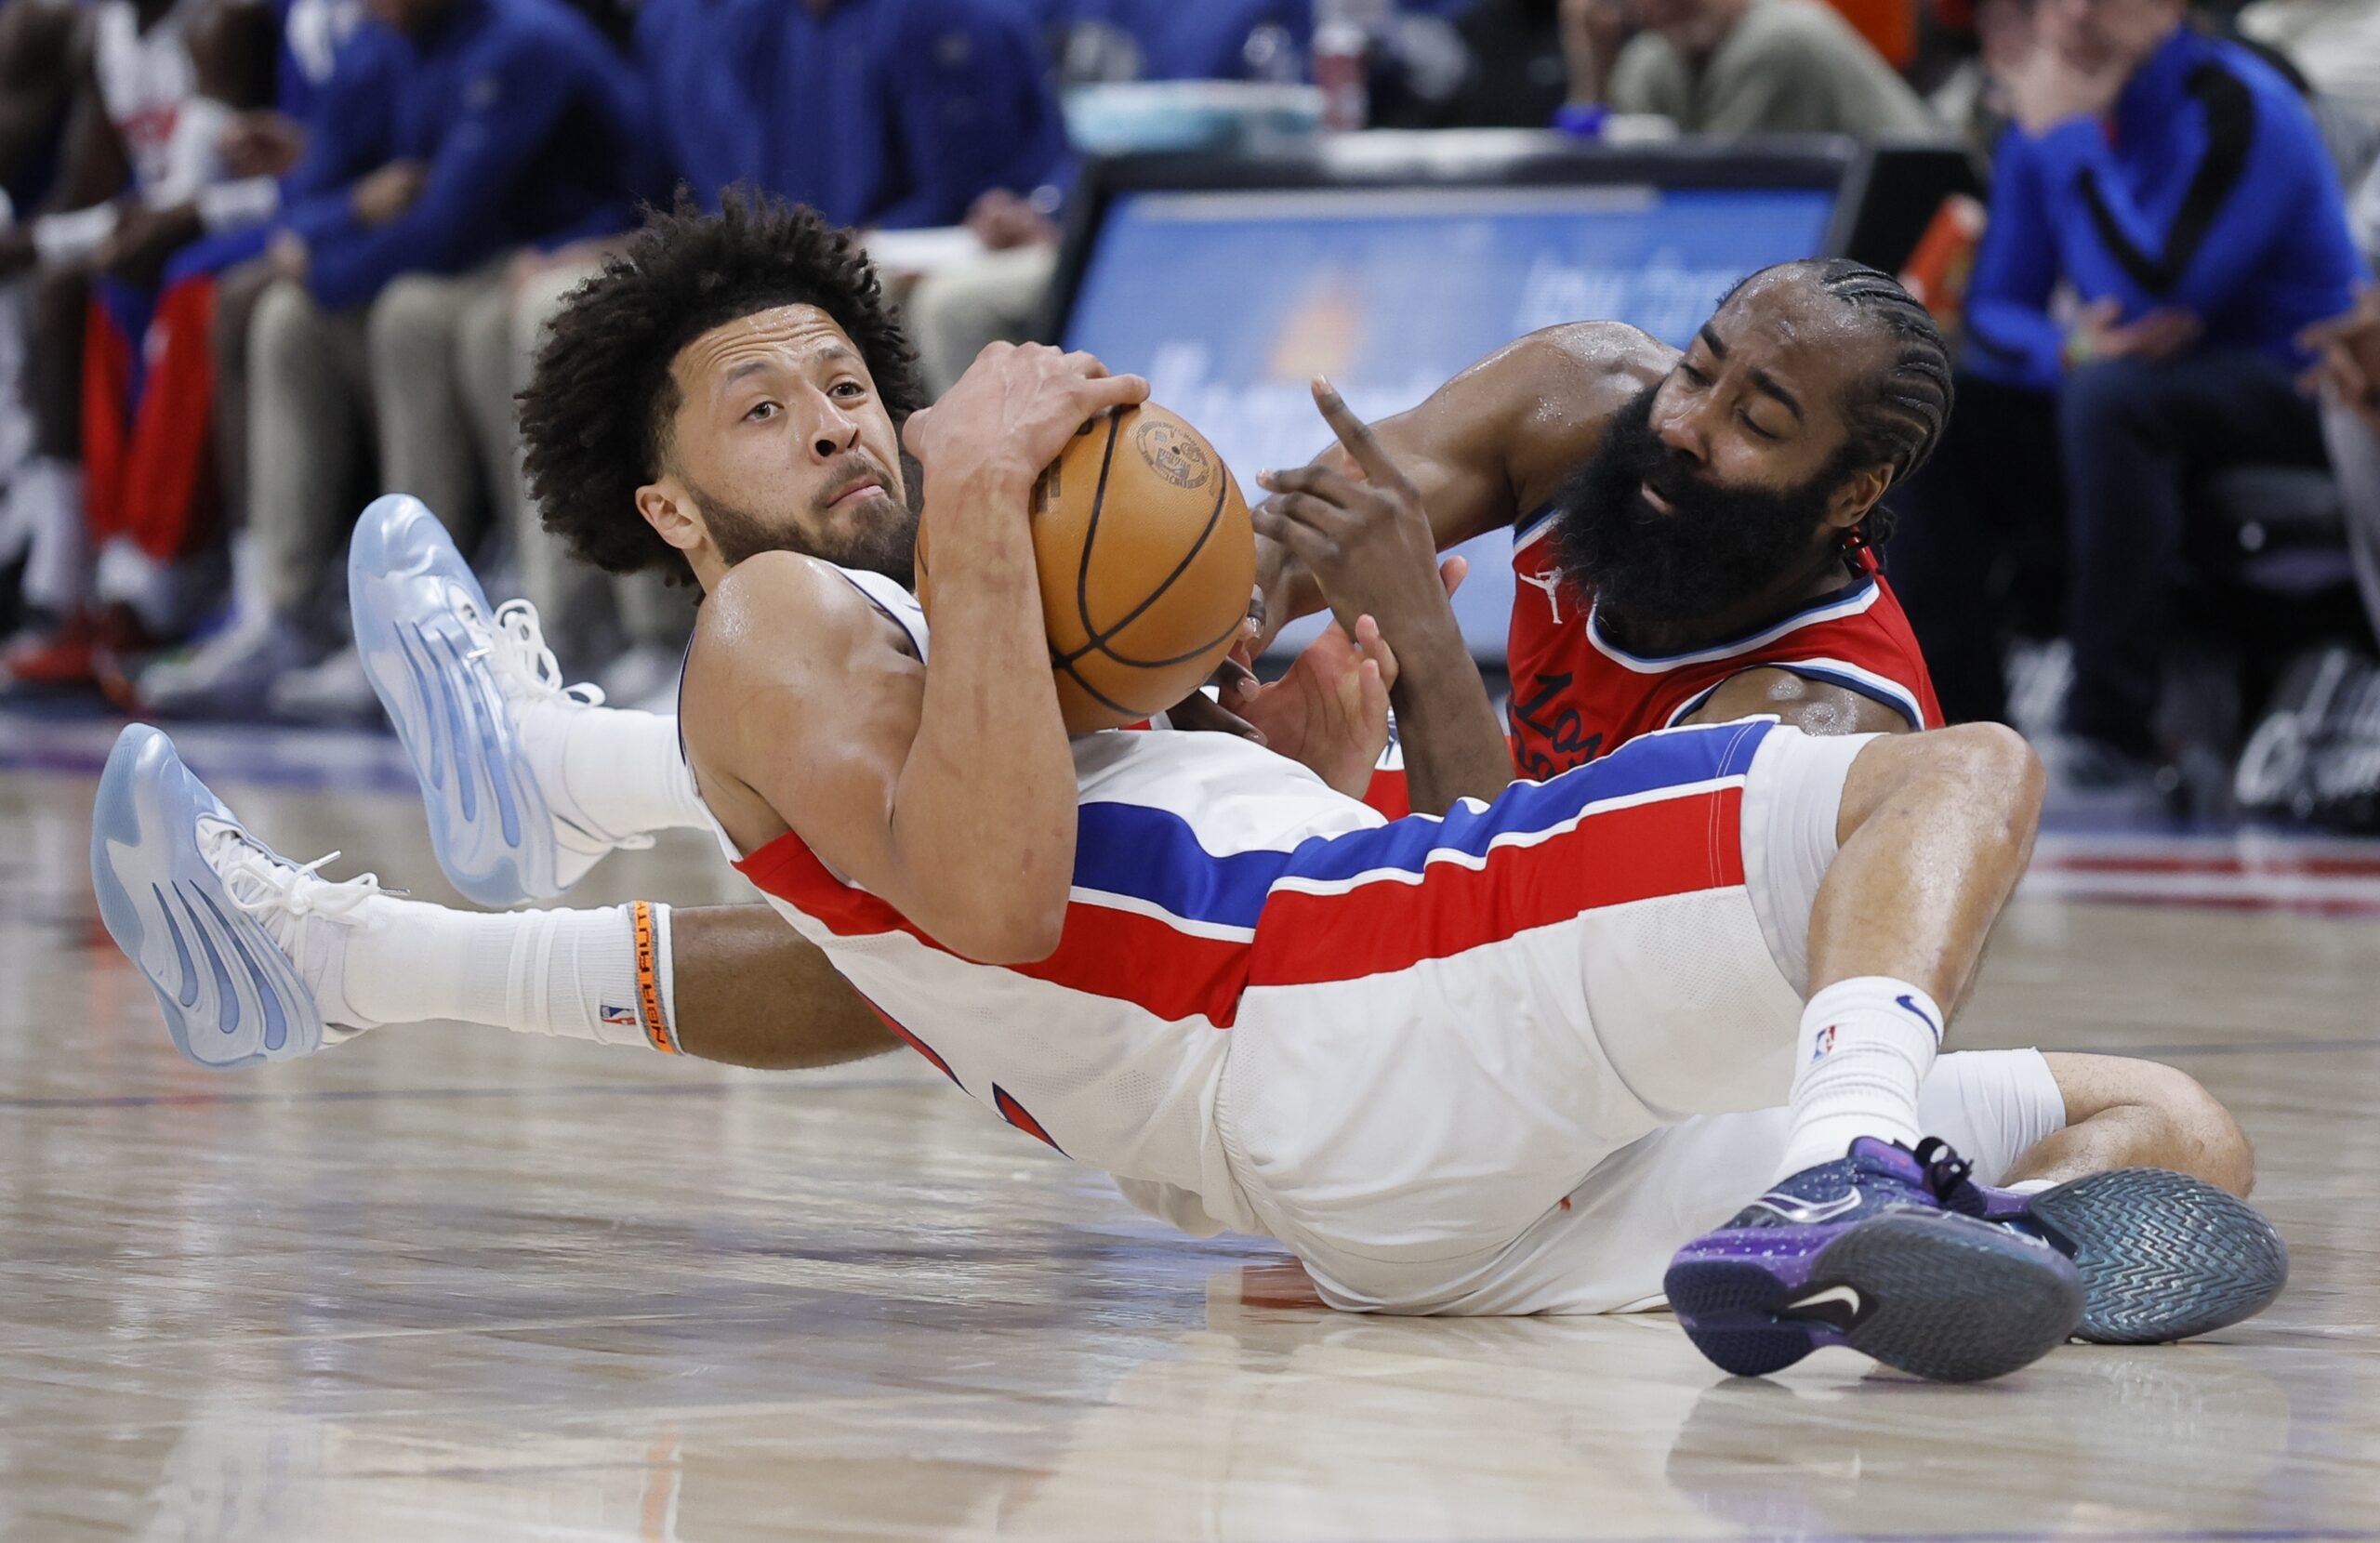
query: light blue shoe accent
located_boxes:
[90,725,326,1068]
[350,495,554,906]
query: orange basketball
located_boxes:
[914,402,1255,734]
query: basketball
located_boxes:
[915,401,1255,733]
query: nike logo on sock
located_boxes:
[1895,994,1941,1042]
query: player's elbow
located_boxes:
[932,878,1068,965]
[945,904,1066,967]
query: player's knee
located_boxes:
[1926,722,2043,838]
[2113,1058,2256,1196]
[2152,1062,2254,1195]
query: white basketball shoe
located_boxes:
[349,495,649,905]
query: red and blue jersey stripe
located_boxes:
[734,718,1775,1033]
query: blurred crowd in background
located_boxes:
[0,0,2377,826]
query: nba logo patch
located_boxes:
[601,1003,638,1029]
[1811,1024,1839,1061]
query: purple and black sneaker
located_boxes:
[1946,1168,2287,1345]
[1664,1137,2084,1383]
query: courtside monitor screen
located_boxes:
[1061,177,1841,660]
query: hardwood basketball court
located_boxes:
[4,709,2375,1541]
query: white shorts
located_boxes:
[1213,719,2069,1315]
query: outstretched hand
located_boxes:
[1253,376,1455,652]
[1224,619,1397,798]
[1221,559,1466,798]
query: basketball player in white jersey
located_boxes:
[92,195,2283,1379]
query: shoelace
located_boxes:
[1911,1135,1978,1205]
[201,820,386,979]
[471,599,607,708]
[469,598,656,853]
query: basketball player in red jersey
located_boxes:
[1250,258,1947,819]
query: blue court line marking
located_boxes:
[0,1076,928,1112]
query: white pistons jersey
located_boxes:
[721,564,1384,1238]
[694,563,2084,1317]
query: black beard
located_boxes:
[693,458,919,589]
[1550,383,1850,628]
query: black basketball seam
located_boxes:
[1051,652,1143,718]
[1070,410,1125,655]
[1094,608,1250,671]
[1053,468,1232,667]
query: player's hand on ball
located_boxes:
[902,342,1149,492]
[1231,618,1398,798]
[1255,377,1454,652]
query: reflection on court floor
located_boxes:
[3,709,2376,1541]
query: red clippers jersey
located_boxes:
[1504,508,1942,783]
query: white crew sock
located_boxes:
[525,701,709,843]
[1774,976,1944,1179]
[338,895,682,1054]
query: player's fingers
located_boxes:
[1078,371,1150,411]
[1166,688,1266,745]
[1255,463,1371,509]
[898,404,934,457]
[1310,376,1416,495]
[1353,613,1398,689]
[1060,349,1110,378]
[1252,491,1355,541]
[1439,555,1469,598]
[1251,502,1346,580]
[1210,651,1260,703]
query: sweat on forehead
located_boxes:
[1717,268,1895,351]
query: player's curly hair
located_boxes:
[518,186,927,582]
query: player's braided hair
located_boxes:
[1726,257,1954,550]
[517,186,927,582]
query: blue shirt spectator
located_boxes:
[1964,24,2367,392]
[272,0,365,123]
[277,0,659,309]
[762,0,1066,230]
[631,0,776,207]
